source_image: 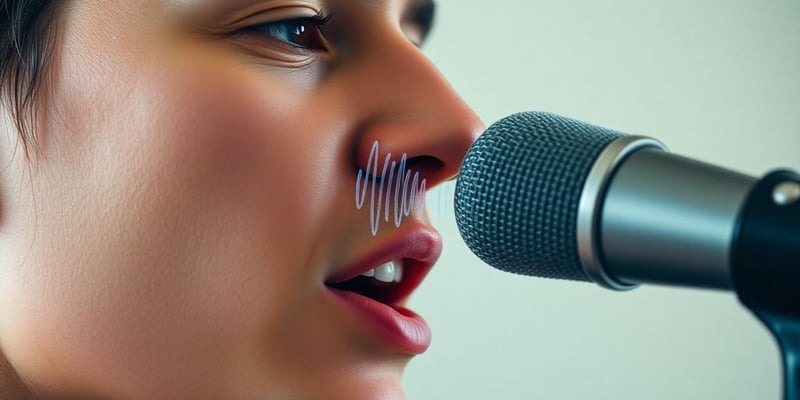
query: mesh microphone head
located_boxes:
[454,111,624,281]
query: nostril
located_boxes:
[407,155,443,172]
[353,140,443,181]
[406,155,446,182]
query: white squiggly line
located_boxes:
[355,140,427,236]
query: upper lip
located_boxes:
[325,226,443,304]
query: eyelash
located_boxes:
[243,13,333,52]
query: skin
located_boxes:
[0,0,482,399]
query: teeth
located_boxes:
[374,262,396,283]
[360,260,403,283]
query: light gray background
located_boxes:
[406,1,800,399]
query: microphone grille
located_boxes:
[454,112,623,281]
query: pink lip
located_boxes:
[325,228,442,354]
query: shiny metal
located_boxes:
[576,136,667,291]
[601,149,756,290]
[773,182,800,206]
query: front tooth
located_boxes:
[361,269,375,277]
[373,261,397,283]
[394,263,403,283]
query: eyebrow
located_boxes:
[406,0,436,43]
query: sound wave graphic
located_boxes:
[356,141,427,237]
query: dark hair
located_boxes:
[1,0,61,155]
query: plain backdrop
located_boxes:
[406,1,800,399]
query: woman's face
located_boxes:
[0,0,481,399]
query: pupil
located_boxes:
[292,23,313,48]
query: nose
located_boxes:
[348,33,485,188]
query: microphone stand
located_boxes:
[732,170,800,400]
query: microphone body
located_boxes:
[585,142,755,290]
[454,111,791,292]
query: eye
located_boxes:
[243,15,331,52]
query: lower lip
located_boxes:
[326,288,431,354]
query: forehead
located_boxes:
[64,0,436,47]
[164,0,432,18]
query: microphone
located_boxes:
[453,111,800,400]
[454,111,792,291]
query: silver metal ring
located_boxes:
[576,135,668,291]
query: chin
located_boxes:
[308,366,408,400]
[330,384,407,400]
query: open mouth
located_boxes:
[323,229,441,353]
[327,259,420,307]
[324,257,433,353]
[329,260,413,305]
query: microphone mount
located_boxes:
[732,169,800,400]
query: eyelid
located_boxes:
[246,15,332,52]
[228,7,334,68]
[221,5,323,31]
[400,22,424,48]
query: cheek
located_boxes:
[5,49,345,395]
[168,66,342,250]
